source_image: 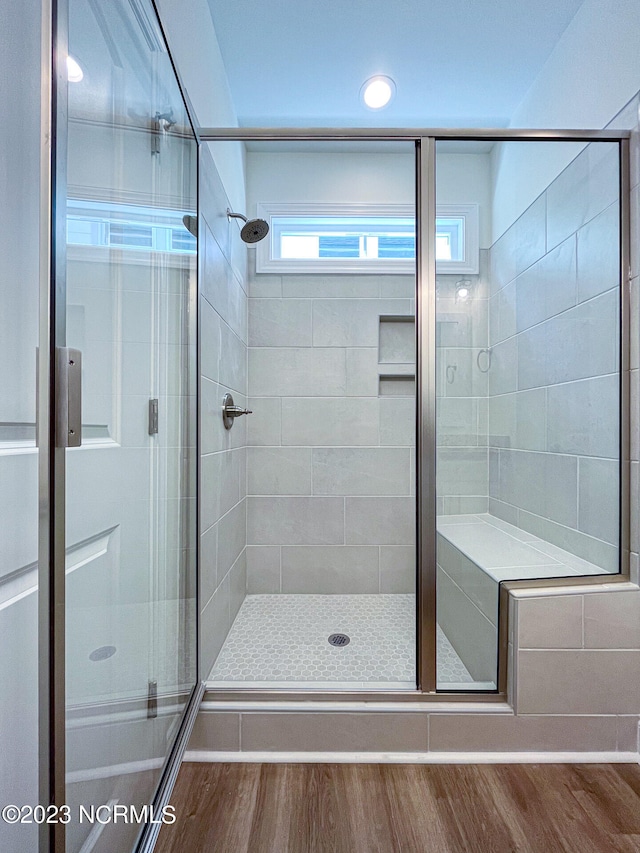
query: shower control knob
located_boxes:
[222,393,252,430]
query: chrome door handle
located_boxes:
[56,347,82,447]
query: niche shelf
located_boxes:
[378,315,415,396]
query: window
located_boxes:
[255,203,479,274]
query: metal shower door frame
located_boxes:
[198,125,631,700]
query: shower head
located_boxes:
[227,208,270,244]
[182,214,198,237]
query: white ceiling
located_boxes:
[207,0,586,128]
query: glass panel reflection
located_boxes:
[64,0,197,849]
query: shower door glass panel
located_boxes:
[63,1,197,849]
[204,140,417,690]
[434,139,621,690]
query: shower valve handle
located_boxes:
[222,393,252,430]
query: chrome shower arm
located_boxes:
[226,208,248,223]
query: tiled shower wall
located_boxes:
[436,258,490,514]
[199,146,248,677]
[245,263,416,595]
[487,142,620,571]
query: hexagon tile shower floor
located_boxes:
[209,594,473,687]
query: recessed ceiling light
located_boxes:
[67,55,83,83]
[361,75,395,110]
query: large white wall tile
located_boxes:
[247,447,312,495]
[280,546,379,593]
[249,348,346,396]
[200,523,218,605]
[437,534,498,622]
[282,275,379,299]
[546,374,619,458]
[437,448,488,497]
[489,227,517,294]
[247,496,345,545]
[281,398,379,446]
[219,320,247,395]
[546,143,618,251]
[578,457,619,545]
[517,595,583,649]
[203,226,246,343]
[516,649,640,714]
[247,397,282,446]
[488,336,518,396]
[229,549,247,623]
[379,275,415,298]
[346,348,380,396]
[438,348,488,398]
[489,389,546,452]
[312,448,411,496]
[488,281,516,346]
[379,397,415,446]
[200,581,230,679]
[312,299,412,347]
[517,509,618,573]
[436,397,478,447]
[577,203,620,303]
[201,378,247,455]
[515,236,577,333]
[498,449,577,528]
[249,299,312,347]
[517,290,618,390]
[437,567,497,682]
[217,500,246,582]
[345,497,415,545]
[379,546,416,593]
[583,590,640,649]
[514,194,546,274]
[246,546,281,593]
[200,448,242,531]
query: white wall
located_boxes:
[247,150,415,209]
[247,149,492,246]
[437,153,492,248]
[492,0,640,238]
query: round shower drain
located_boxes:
[328,633,350,647]
[89,645,116,662]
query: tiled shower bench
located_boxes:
[436,513,605,685]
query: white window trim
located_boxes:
[255,202,480,275]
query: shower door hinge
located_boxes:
[147,680,158,719]
[148,398,159,435]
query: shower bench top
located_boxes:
[436,513,608,583]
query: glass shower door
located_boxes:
[60,0,197,849]
[433,138,622,690]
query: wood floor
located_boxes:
[155,762,640,853]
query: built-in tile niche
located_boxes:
[378,315,415,396]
